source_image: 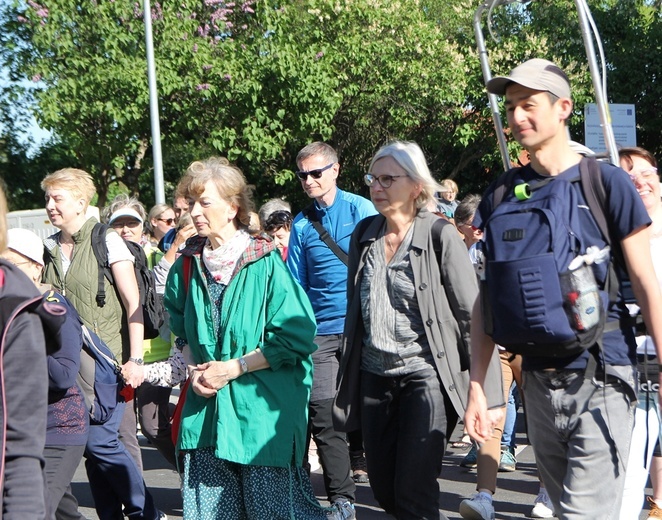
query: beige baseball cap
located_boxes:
[486,59,571,99]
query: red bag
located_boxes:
[170,255,193,445]
[170,378,190,445]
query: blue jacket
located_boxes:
[287,188,376,335]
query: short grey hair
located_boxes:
[454,194,482,226]
[296,142,338,169]
[369,141,442,209]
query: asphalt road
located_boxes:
[70,414,656,519]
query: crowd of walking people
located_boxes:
[1,57,662,520]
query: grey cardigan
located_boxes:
[333,210,504,432]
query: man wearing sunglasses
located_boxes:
[287,142,376,519]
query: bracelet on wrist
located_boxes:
[129,357,144,365]
[238,357,249,375]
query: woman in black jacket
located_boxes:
[1,227,89,518]
[0,186,50,519]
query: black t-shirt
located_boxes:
[474,161,651,371]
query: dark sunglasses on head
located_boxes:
[295,163,334,181]
[157,218,175,225]
[265,210,293,232]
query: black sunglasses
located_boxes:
[295,163,334,181]
[157,218,175,225]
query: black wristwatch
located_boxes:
[129,357,144,365]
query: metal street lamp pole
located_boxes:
[143,0,165,204]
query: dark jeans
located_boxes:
[306,334,355,503]
[84,401,158,520]
[44,444,85,519]
[307,398,356,503]
[136,383,177,468]
[361,368,456,520]
[347,429,364,455]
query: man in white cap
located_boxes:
[463,58,662,518]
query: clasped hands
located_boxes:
[191,360,241,398]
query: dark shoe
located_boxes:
[460,444,478,468]
[350,451,369,483]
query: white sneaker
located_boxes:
[459,493,495,520]
[530,491,555,518]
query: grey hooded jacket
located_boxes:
[333,210,504,431]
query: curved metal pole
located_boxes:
[143,0,165,204]
[574,0,619,165]
[474,1,511,172]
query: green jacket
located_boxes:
[43,218,126,359]
[164,234,317,467]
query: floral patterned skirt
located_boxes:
[182,447,330,520]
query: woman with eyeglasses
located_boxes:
[333,140,503,519]
[618,147,662,519]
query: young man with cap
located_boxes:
[463,58,662,518]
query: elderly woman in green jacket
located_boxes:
[164,157,336,520]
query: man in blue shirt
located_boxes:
[288,142,376,518]
[464,59,662,518]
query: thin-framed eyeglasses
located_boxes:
[295,163,334,181]
[364,173,407,189]
[157,218,175,225]
[628,167,658,183]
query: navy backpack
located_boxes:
[480,157,618,358]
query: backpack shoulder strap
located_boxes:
[491,167,521,208]
[579,156,610,245]
[578,156,628,270]
[90,223,111,308]
[578,156,626,324]
[303,203,349,266]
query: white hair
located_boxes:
[369,140,442,209]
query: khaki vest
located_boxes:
[43,218,126,360]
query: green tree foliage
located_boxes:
[1,0,660,211]
[478,0,662,163]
